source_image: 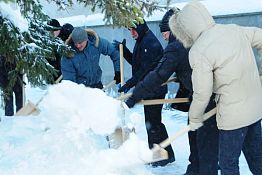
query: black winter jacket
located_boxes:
[124,21,167,98]
[129,34,192,104]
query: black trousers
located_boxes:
[3,76,23,116]
[144,93,175,159]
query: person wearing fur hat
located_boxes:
[61,27,121,88]
[113,19,175,167]
[169,1,262,175]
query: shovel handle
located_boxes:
[102,80,116,91]
[140,98,189,105]
[159,107,217,149]
[161,76,177,86]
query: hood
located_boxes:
[132,20,149,41]
[169,1,215,48]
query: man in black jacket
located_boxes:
[122,9,218,175]
[114,19,175,167]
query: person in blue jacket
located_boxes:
[114,19,175,167]
[61,27,121,88]
[123,9,218,175]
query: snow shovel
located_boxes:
[149,107,217,162]
[102,80,116,91]
[107,44,133,149]
[15,75,63,116]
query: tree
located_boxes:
[0,0,170,94]
[0,0,73,94]
[48,0,171,27]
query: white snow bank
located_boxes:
[0,81,154,175]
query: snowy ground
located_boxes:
[0,81,252,175]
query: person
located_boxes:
[47,19,74,42]
[46,19,74,83]
[169,1,262,175]
[0,56,23,116]
[123,9,218,174]
[61,27,121,88]
[114,19,175,167]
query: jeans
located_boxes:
[219,120,262,175]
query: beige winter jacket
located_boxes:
[169,1,262,130]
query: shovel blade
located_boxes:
[150,143,169,163]
[107,126,134,149]
[15,100,40,116]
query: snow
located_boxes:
[0,81,253,175]
[0,2,28,32]
[0,0,258,174]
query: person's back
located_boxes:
[173,3,262,130]
[169,1,262,174]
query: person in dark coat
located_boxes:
[0,56,23,116]
[61,27,120,88]
[122,9,219,175]
[114,19,175,167]
[46,19,74,83]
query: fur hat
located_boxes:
[71,27,88,44]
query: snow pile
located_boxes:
[0,1,28,32]
[0,81,153,175]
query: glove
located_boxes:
[125,96,137,108]
[113,71,121,84]
[189,121,203,131]
[112,39,126,50]
[118,83,131,93]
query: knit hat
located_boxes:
[59,23,74,41]
[47,19,61,31]
[159,7,180,32]
[71,27,88,44]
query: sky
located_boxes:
[0,0,260,174]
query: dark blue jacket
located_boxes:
[61,31,120,87]
[129,34,192,103]
[124,21,167,98]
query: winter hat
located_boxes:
[47,19,61,31]
[71,27,88,44]
[59,23,74,41]
[159,7,180,32]
[132,19,149,41]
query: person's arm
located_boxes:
[112,39,133,65]
[125,45,182,107]
[98,37,120,72]
[241,26,262,76]
[188,50,213,126]
[61,57,77,82]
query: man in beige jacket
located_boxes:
[169,1,262,175]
